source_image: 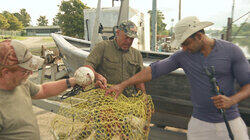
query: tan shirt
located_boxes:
[85,39,143,95]
[0,80,40,140]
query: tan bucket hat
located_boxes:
[0,40,44,71]
[171,16,214,48]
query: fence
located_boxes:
[0,29,22,36]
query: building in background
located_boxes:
[25,26,61,36]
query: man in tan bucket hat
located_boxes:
[170,16,214,48]
[106,16,250,139]
[0,40,88,139]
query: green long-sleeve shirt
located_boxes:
[85,39,143,96]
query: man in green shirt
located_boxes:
[84,20,145,98]
[0,40,82,140]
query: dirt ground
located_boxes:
[20,37,56,49]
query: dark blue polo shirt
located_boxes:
[150,39,250,123]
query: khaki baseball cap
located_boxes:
[0,40,44,71]
[118,20,138,38]
[171,16,214,48]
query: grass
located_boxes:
[29,46,57,56]
[0,36,54,43]
[0,36,28,42]
[42,37,54,43]
[0,35,59,57]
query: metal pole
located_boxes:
[204,66,234,140]
[170,18,174,36]
[117,0,129,25]
[151,0,157,51]
[179,0,181,21]
[226,17,232,42]
[231,0,235,22]
[90,0,102,50]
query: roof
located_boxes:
[25,26,60,30]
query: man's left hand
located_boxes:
[211,95,236,109]
[105,84,124,99]
[94,74,107,89]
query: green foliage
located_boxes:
[0,36,27,42]
[221,22,250,36]
[14,9,31,27]
[37,16,48,26]
[219,22,250,55]
[148,10,167,35]
[56,0,90,38]
[2,11,23,30]
[20,30,26,36]
[52,17,59,26]
[0,13,10,29]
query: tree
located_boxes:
[14,9,31,27]
[52,16,59,26]
[56,0,90,38]
[37,16,48,26]
[221,22,250,36]
[219,22,250,54]
[2,11,23,30]
[148,10,168,35]
[0,14,10,29]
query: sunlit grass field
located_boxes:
[0,36,28,42]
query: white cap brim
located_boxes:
[18,55,44,71]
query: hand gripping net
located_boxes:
[51,85,154,140]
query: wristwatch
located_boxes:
[66,79,71,88]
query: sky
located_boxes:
[0,0,249,29]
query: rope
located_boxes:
[51,84,154,140]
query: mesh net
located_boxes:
[51,85,154,140]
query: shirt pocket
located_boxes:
[103,56,119,70]
[127,59,141,75]
[209,57,231,75]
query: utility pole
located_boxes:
[117,0,129,25]
[112,0,114,7]
[179,0,181,21]
[226,0,235,42]
[151,0,157,51]
[170,18,174,36]
[90,0,102,50]
[226,17,232,42]
[231,0,235,21]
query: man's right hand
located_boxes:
[105,84,125,99]
[95,73,107,89]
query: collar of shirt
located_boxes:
[113,39,130,52]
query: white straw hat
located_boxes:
[171,16,214,48]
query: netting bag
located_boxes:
[51,85,154,140]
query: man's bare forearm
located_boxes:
[32,78,76,99]
[230,84,250,104]
[121,66,152,89]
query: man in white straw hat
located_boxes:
[106,16,250,139]
[0,40,92,139]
